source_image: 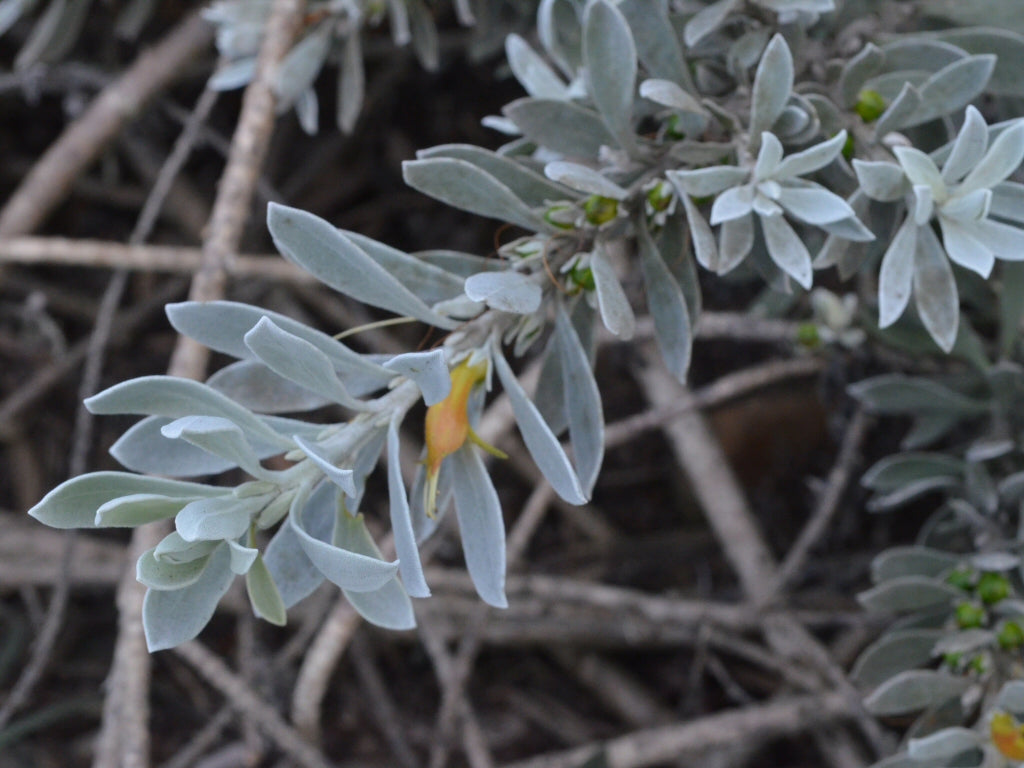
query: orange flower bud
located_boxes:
[423,358,506,517]
[991,711,1024,760]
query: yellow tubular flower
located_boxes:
[991,711,1024,760]
[423,358,507,517]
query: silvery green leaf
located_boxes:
[619,0,694,92]
[667,166,748,198]
[336,31,364,134]
[246,553,286,625]
[268,204,455,328]
[858,576,962,612]
[908,728,981,760]
[493,347,587,505]
[913,224,959,352]
[383,350,450,406]
[535,337,567,437]
[863,670,970,716]
[407,0,438,72]
[244,317,367,411]
[878,217,918,328]
[506,33,568,99]
[874,83,922,138]
[415,249,504,278]
[851,629,944,687]
[554,306,603,496]
[718,215,755,273]
[176,494,266,543]
[449,445,507,608]
[853,160,909,202]
[504,98,616,159]
[289,485,399,592]
[543,161,627,199]
[849,374,989,415]
[418,145,575,208]
[997,681,1024,712]
[655,215,701,328]
[941,106,988,185]
[970,219,1024,262]
[161,415,269,480]
[863,453,964,493]
[227,540,258,575]
[403,157,544,232]
[818,215,876,243]
[970,551,1019,571]
[638,222,691,382]
[85,376,292,450]
[294,88,318,135]
[959,120,1024,196]
[137,546,212,591]
[681,194,718,272]
[639,79,705,116]
[0,0,36,38]
[273,23,331,110]
[710,185,754,224]
[264,491,329,608]
[871,546,960,581]
[911,185,934,226]
[143,543,234,651]
[166,301,393,389]
[464,272,542,314]
[771,105,812,141]
[208,57,257,90]
[749,35,793,149]
[154,534,218,565]
[775,186,857,226]
[590,244,636,339]
[345,427,387,510]
[292,435,356,497]
[207,361,331,414]
[760,213,812,289]
[111,417,234,476]
[894,147,944,192]
[387,418,429,598]
[912,54,996,128]
[868,477,961,512]
[583,0,638,155]
[95,494,195,528]
[773,131,847,180]
[934,28,1024,97]
[345,232,468,306]
[684,0,738,47]
[336,511,415,630]
[29,472,226,529]
[537,0,582,78]
[838,42,883,108]
[938,218,994,278]
[385,0,410,45]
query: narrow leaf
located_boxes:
[749,35,793,147]
[387,418,430,598]
[583,0,638,154]
[246,553,287,625]
[590,244,636,339]
[449,445,507,608]
[638,222,692,382]
[336,511,415,630]
[555,305,604,496]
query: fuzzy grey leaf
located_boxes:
[336,511,415,630]
[493,347,587,505]
[639,223,692,382]
[137,546,211,591]
[96,494,195,528]
[506,33,568,99]
[874,82,922,138]
[28,472,226,530]
[464,271,543,314]
[544,161,628,199]
[772,131,847,180]
[858,576,962,613]
[336,31,364,133]
[667,166,747,198]
[749,35,793,147]
[913,224,959,352]
[583,0,638,154]
[227,540,258,575]
[292,435,357,496]
[554,305,603,496]
[504,98,616,159]
[143,543,235,651]
[175,494,266,543]
[383,350,450,407]
[387,419,430,598]
[161,415,268,480]
[853,160,909,202]
[619,0,694,92]
[838,42,884,108]
[760,213,812,289]
[684,0,738,47]
[273,23,331,109]
[878,217,918,328]
[911,54,996,128]
[864,670,970,716]
[207,360,333,413]
[268,203,455,328]
[111,416,240,477]
[449,445,507,608]
[908,729,981,761]
[851,629,944,687]
[590,245,636,339]
[245,553,286,625]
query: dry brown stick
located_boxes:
[0,237,313,282]
[173,641,338,768]
[0,12,213,237]
[94,3,306,766]
[500,691,853,768]
[773,408,871,593]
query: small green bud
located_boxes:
[942,651,964,669]
[569,265,596,292]
[544,203,576,231]
[666,114,686,139]
[855,89,887,123]
[796,323,821,348]
[955,601,986,629]
[946,566,975,591]
[968,653,989,674]
[646,182,674,213]
[583,195,619,226]
[998,621,1024,650]
[978,572,1012,605]
[842,133,855,161]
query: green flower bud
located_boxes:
[544,203,576,231]
[946,566,975,591]
[968,653,989,674]
[796,323,821,348]
[998,621,1024,650]
[942,651,963,669]
[855,90,887,123]
[666,114,686,140]
[978,572,1012,605]
[842,133,855,161]
[646,182,674,213]
[583,195,619,226]
[956,601,986,629]
[569,264,596,292]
